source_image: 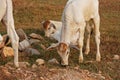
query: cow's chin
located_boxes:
[61,59,69,66]
[58,51,69,66]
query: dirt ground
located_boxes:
[0,62,110,80]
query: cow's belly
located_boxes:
[0,0,6,21]
[70,31,79,45]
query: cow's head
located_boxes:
[47,42,70,66]
[42,20,56,37]
[57,42,70,66]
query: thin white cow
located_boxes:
[48,0,101,66]
[0,0,19,67]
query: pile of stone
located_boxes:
[16,29,43,56]
[0,28,44,58]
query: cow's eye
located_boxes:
[51,32,54,34]
[48,27,50,30]
[67,51,69,55]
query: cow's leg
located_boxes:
[84,22,91,55]
[93,15,101,62]
[78,21,86,63]
[2,15,19,67]
[84,20,94,55]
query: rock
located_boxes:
[99,75,105,80]
[29,39,40,44]
[40,77,44,80]
[36,59,45,65]
[74,66,79,70]
[40,44,46,50]
[24,48,40,56]
[48,58,59,64]
[16,28,28,41]
[29,33,43,40]
[32,64,37,69]
[19,39,31,51]
[1,46,14,58]
[113,55,119,60]
[19,62,30,68]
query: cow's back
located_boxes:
[64,0,99,22]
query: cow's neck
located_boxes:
[60,25,71,44]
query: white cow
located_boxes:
[48,0,101,66]
[0,0,19,67]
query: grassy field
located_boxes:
[0,0,120,80]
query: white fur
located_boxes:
[0,0,19,67]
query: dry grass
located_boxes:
[0,0,120,80]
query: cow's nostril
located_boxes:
[61,64,67,67]
[60,61,68,67]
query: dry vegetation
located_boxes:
[0,0,120,80]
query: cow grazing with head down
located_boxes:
[0,0,19,67]
[48,0,101,66]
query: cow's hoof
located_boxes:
[96,56,101,62]
[14,62,19,68]
[79,56,83,63]
[84,49,90,55]
[79,59,83,63]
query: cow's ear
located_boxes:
[69,44,79,50]
[50,23,56,29]
[58,43,68,52]
[41,20,51,30]
[46,43,59,50]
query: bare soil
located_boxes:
[0,62,109,80]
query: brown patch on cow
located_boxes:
[58,43,68,53]
[42,20,50,30]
